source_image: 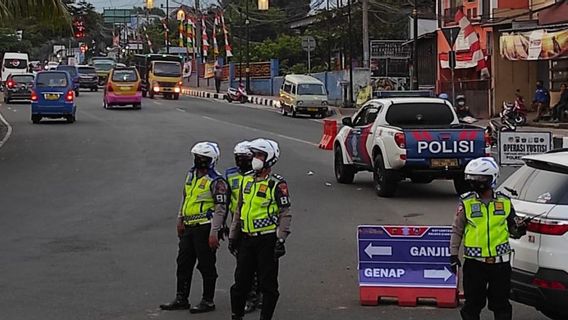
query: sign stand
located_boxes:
[301,36,316,75]
[357,225,458,308]
[442,27,460,104]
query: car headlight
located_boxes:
[297,100,304,106]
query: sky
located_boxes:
[87,0,216,11]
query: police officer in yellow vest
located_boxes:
[225,138,292,320]
[450,157,527,320]
[160,142,228,314]
[225,141,263,314]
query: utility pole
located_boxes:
[347,0,354,107]
[245,0,250,92]
[412,2,419,90]
[166,0,170,53]
[362,0,369,68]
[196,0,201,87]
[327,0,331,71]
[238,0,243,83]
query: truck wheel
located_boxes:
[142,90,147,98]
[334,146,355,184]
[174,93,180,100]
[373,153,398,197]
[292,107,297,118]
[149,91,154,99]
[453,175,472,195]
[281,105,288,116]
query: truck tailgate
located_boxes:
[404,128,486,167]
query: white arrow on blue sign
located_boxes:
[364,243,392,258]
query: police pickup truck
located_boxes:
[334,97,488,197]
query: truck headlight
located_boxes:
[174,87,181,93]
[153,86,160,92]
[322,101,328,106]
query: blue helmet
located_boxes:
[438,93,449,100]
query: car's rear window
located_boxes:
[3,59,27,69]
[12,75,34,83]
[385,103,455,128]
[112,69,138,82]
[36,73,68,88]
[498,164,568,205]
[78,67,96,75]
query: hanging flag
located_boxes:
[454,8,489,79]
[186,17,195,54]
[213,14,220,57]
[220,12,233,58]
[202,17,209,58]
[179,20,184,47]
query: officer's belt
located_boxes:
[183,214,211,225]
[242,230,276,237]
[467,254,510,264]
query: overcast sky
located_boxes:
[87,0,329,11]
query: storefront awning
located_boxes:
[500,27,568,61]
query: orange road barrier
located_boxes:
[319,120,337,150]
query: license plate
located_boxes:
[308,107,318,112]
[45,93,59,100]
[119,86,131,91]
[431,158,459,168]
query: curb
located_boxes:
[181,88,279,108]
[0,106,13,149]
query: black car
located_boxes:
[3,73,35,103]
[77,65,98,92]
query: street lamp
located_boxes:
[258,0,269,11]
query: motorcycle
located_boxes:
[225,85,248,104]
[501,101,527,126]
[486,115,517,147]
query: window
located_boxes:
[153,62,181,77]
[291,85,296,94]
[112,69,138,82]
[11,75,34,83]
[497,165,536,198]
[283,82,292,93]
[297,83,326,95]
[57,66,77,77]
[94,62,114,71]
[36,72,68,87]
[4,59,27,69]
[385,103,454,128]
[498,164,568,205]
[551,60,568,91]
[78,67,96,75]
[353,105,381,127]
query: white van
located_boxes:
[279,74,329,118]
[2,52,30,85]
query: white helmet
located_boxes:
[191,142,220,166]
[234,141,252,156]
[249,138,280,168]
[464,157,500,187]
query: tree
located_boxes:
[0,0,70,25]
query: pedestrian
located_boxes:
[228,138,292,320]
[532,80,550,122]
[450,157,527,320]
[552,83,568,122]
[160,142,228,314]
[214,63,223,94]
[224,141,262,314]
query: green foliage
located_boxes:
[132,6,166,17]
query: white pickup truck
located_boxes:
[333,97,489,197]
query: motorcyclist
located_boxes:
[455,95,475,119]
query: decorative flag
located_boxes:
[213,15,220,57]
[454,8,490,79]
[220,12,233,57]
[179,20,184,47]
[202,17,209,58]
[143,26,153,53]
[186,17,195,54]
[161,18,169,47]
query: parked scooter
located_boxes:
[501,101,527,126]
[486,115,517,146]
[225,84,248,103]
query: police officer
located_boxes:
[160,142,228,314]
[227,138,292,320]
[450,157,527,320]
[224,141,262,313]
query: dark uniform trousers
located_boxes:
[231,233,279,319]
[176,223,218,302]
[461,258,513,320]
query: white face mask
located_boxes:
[252,158,264,171]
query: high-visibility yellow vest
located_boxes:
[462,193,512,258]
[225,167,244,214]
[240,174,282,233]
[181,170,220,225]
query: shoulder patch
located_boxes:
[271,173,285,182]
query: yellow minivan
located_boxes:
[279,74,329,118]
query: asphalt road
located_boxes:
[0,91,548,320]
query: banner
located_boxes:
[500,28,568,61]
[204,62,215,79]
[498,131,552,165]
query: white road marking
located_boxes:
[200,115,318,146]
[0,104,14,149]
[176,108,186,112]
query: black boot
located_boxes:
[190,299,216,314]
[159,296,190,310]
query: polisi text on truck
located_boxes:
[417,140,474,154]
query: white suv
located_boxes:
[497,149,568,320]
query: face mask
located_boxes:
[458,101,465,106]
[252,158,264,171]
[470,181,492,194]
[194,156,211,169]
[235,156,252,173]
